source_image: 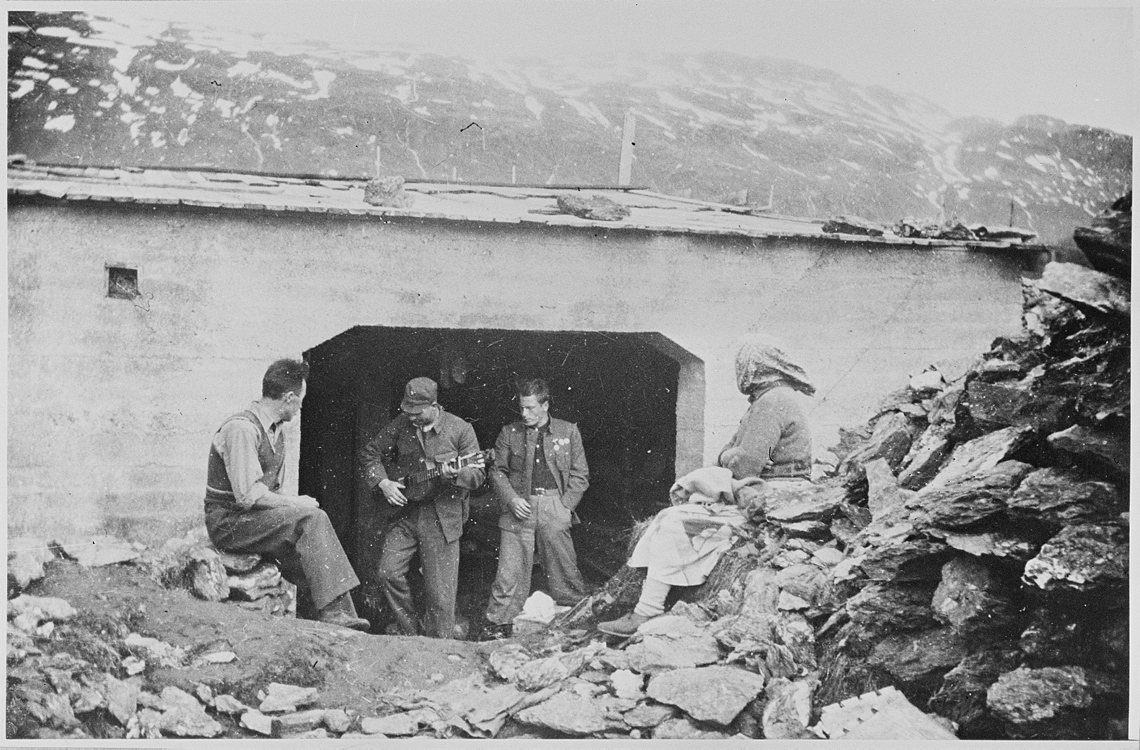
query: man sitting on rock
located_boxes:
[204,358,369,631]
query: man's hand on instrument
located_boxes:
[439,460,458,479]
[509,495,532,521]
[379,479,408,506]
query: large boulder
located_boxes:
[845,582,938,641]
[867,627,970,704]
[897,423,954,490]
[986,666,1098,728]
[227,562,284,601]
[1021,523,1128,592]
[761,485,844,524]
[647,665,766,726]
[7,536,52,595]
[931,529,1038,562]
[857,535,953,582]
[928,647,1022,736]
[1046,424,1129,482]
[761,677,816,739]
[1018,609,1093,665]
[258,683,319,714]
[840,412,918,474]
[910,460,1034,530]
[624,632,720,675]
[144,536,230,601]
[156,686,222,738]
[931,557,1019,635]
[924,426,1034,490]
[514,691,614,736]
[959,379,1071,434]
[1006,467,1121,528]
[775,564,831,611]
[1038,262,1130,318]
[864,458,916,520]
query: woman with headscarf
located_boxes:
[597,335,814,636]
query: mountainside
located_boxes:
[8,10,1132,246]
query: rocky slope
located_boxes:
[8,9,1132,247]
[815,259,1130,740]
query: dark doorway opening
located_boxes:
[299,326,702,633]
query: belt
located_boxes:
[530,487,558,496]
[760,460,811,479]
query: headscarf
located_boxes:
[734,334,815,398]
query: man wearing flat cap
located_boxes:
[359,377,485,638]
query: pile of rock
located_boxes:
[520,261,1128,740]
[349,476,949,740]
[818,260,1129,740]
[343,621,793,739]
[6,598,357,741]
[8,528,297,619]
[140,528,297,617]
[7,592,220,739]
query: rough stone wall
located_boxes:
[7,200,1031,543]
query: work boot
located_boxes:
[476,621,512,641]
[317,593,371,632]
[597,611,649,637]
[319,610,371,632]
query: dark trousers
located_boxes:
[205,504,360,612]
[376,504,459,639]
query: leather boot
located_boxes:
[318,593,371,632]
[597,611,649,636]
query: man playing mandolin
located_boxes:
[359,377,486,638]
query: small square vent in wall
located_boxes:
[107,266,139,299]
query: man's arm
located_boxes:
[359,418,411,505]
[560,423,590,511]
[489,425,516,511]
[358,419,400,488]
[217,422,317,510]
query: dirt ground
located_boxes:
[20,557,517,737]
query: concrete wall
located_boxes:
[7,200,1031,544]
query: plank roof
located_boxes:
[8,162,1033,250]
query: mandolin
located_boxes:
[381,449,493,505]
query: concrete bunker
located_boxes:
[298,325,704,629]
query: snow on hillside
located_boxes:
[8,10,1132,245]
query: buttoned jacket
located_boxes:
[358,411,484,543]
[490,417,589,531]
